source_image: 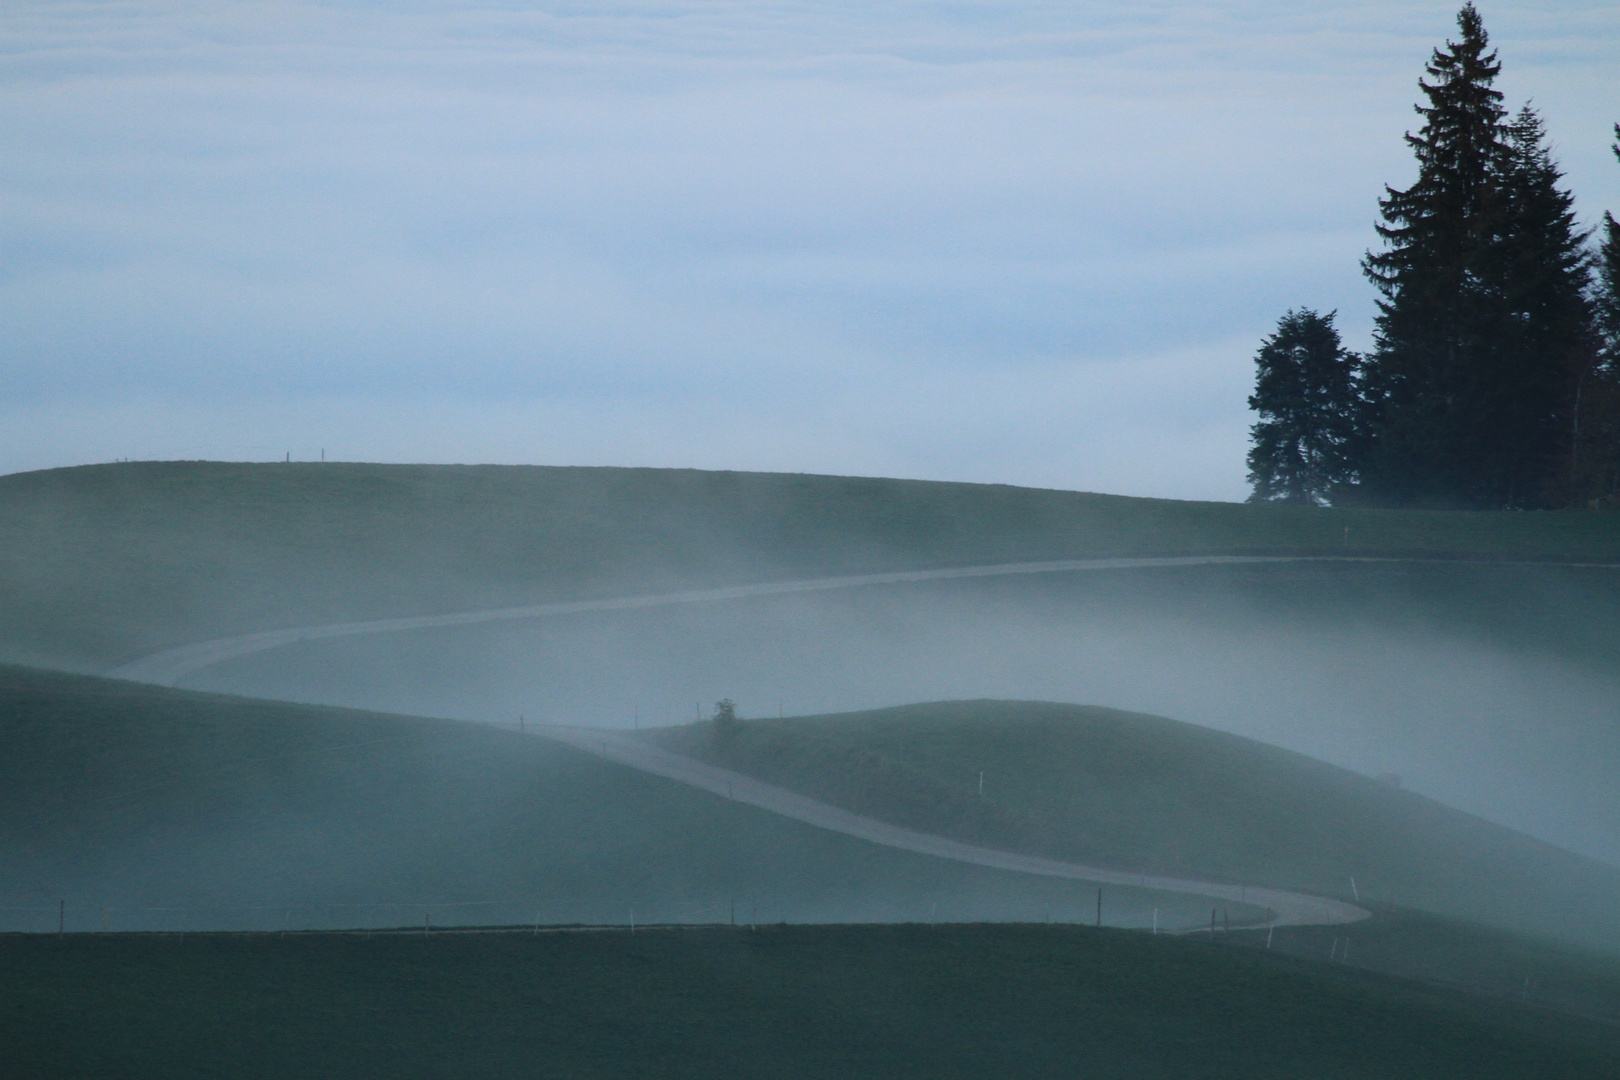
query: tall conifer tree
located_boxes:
[1356,5,1591,508]
[1360,3,1508,505]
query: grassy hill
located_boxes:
[0,666,1224,933]
[6,461,1619,1031]
[4,461,1618,671]
[5,923,1618,1080]
[6,665,1620,1028]
[642,702,1620,953]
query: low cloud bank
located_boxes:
[4,1,1617,496]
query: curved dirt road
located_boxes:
[110,554,1357,685]
[122,552,1579,929]
[536,724,1370,930]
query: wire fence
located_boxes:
[0,893,1223,935]
[0,898,754,935]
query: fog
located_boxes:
[0,659,1253,935]
[5,469,1617,947]
[182,563,1620,867]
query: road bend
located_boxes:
[108,554,1381,686]
[533,723,1370,931]
[117,552,1593,928]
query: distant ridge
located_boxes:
[4,461,1618,670]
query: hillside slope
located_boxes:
[8,664,1619,1022]
[5,461,1618,670]
[0,666,1218,932]
[643,702,1620,952]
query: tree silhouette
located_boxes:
[1356,4,1593,507]
[711,699,739,739]
[1246,310,1361,505]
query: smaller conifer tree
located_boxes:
[1574,125,1620,505]
[1246,309,1361,505]
[1597,127,1620,368]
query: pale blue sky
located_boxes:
[4,1,1617,497]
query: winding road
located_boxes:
[106,554,1430,929]
[110,555,1365,686]
[537,723,1367,929]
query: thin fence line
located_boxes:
[0,899,1211,934]
[1,900,553,913]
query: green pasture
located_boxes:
[4,923,1616,1080]
[4,461,1618,1065]
[5,667,1620,1036]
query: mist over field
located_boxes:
[5,0,1620,1069]
[186,562,1620,867]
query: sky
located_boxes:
[4,1,1618,500]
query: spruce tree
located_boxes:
[1246,309,1360,505]
[1596,127,1620,367]
[1359,3,1508,505]
[1574,126,1620,504]
[1487,106,1595,503]
[1356,5,1592,508]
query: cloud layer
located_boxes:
[4,1,1617,496]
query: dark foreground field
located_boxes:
[4,924,1617,1080]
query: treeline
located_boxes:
[1247,4,1620,510]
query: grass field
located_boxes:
[6,461,1619,1067]
[6,666,1620,1038]
[4,923,1617,1080]
[4,461,1618,670]
[643,701,1620,953]
[0,665,1229,933]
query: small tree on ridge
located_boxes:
[1246,309,1361,505]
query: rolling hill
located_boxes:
[4,460,1618,672]
[0,665,1221,933]
[6,461,1620,1042]
[642,701,1620,953]
[6,664,1620,1027]
[10,462,1618,869]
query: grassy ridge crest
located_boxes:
[5,461,1618,668]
